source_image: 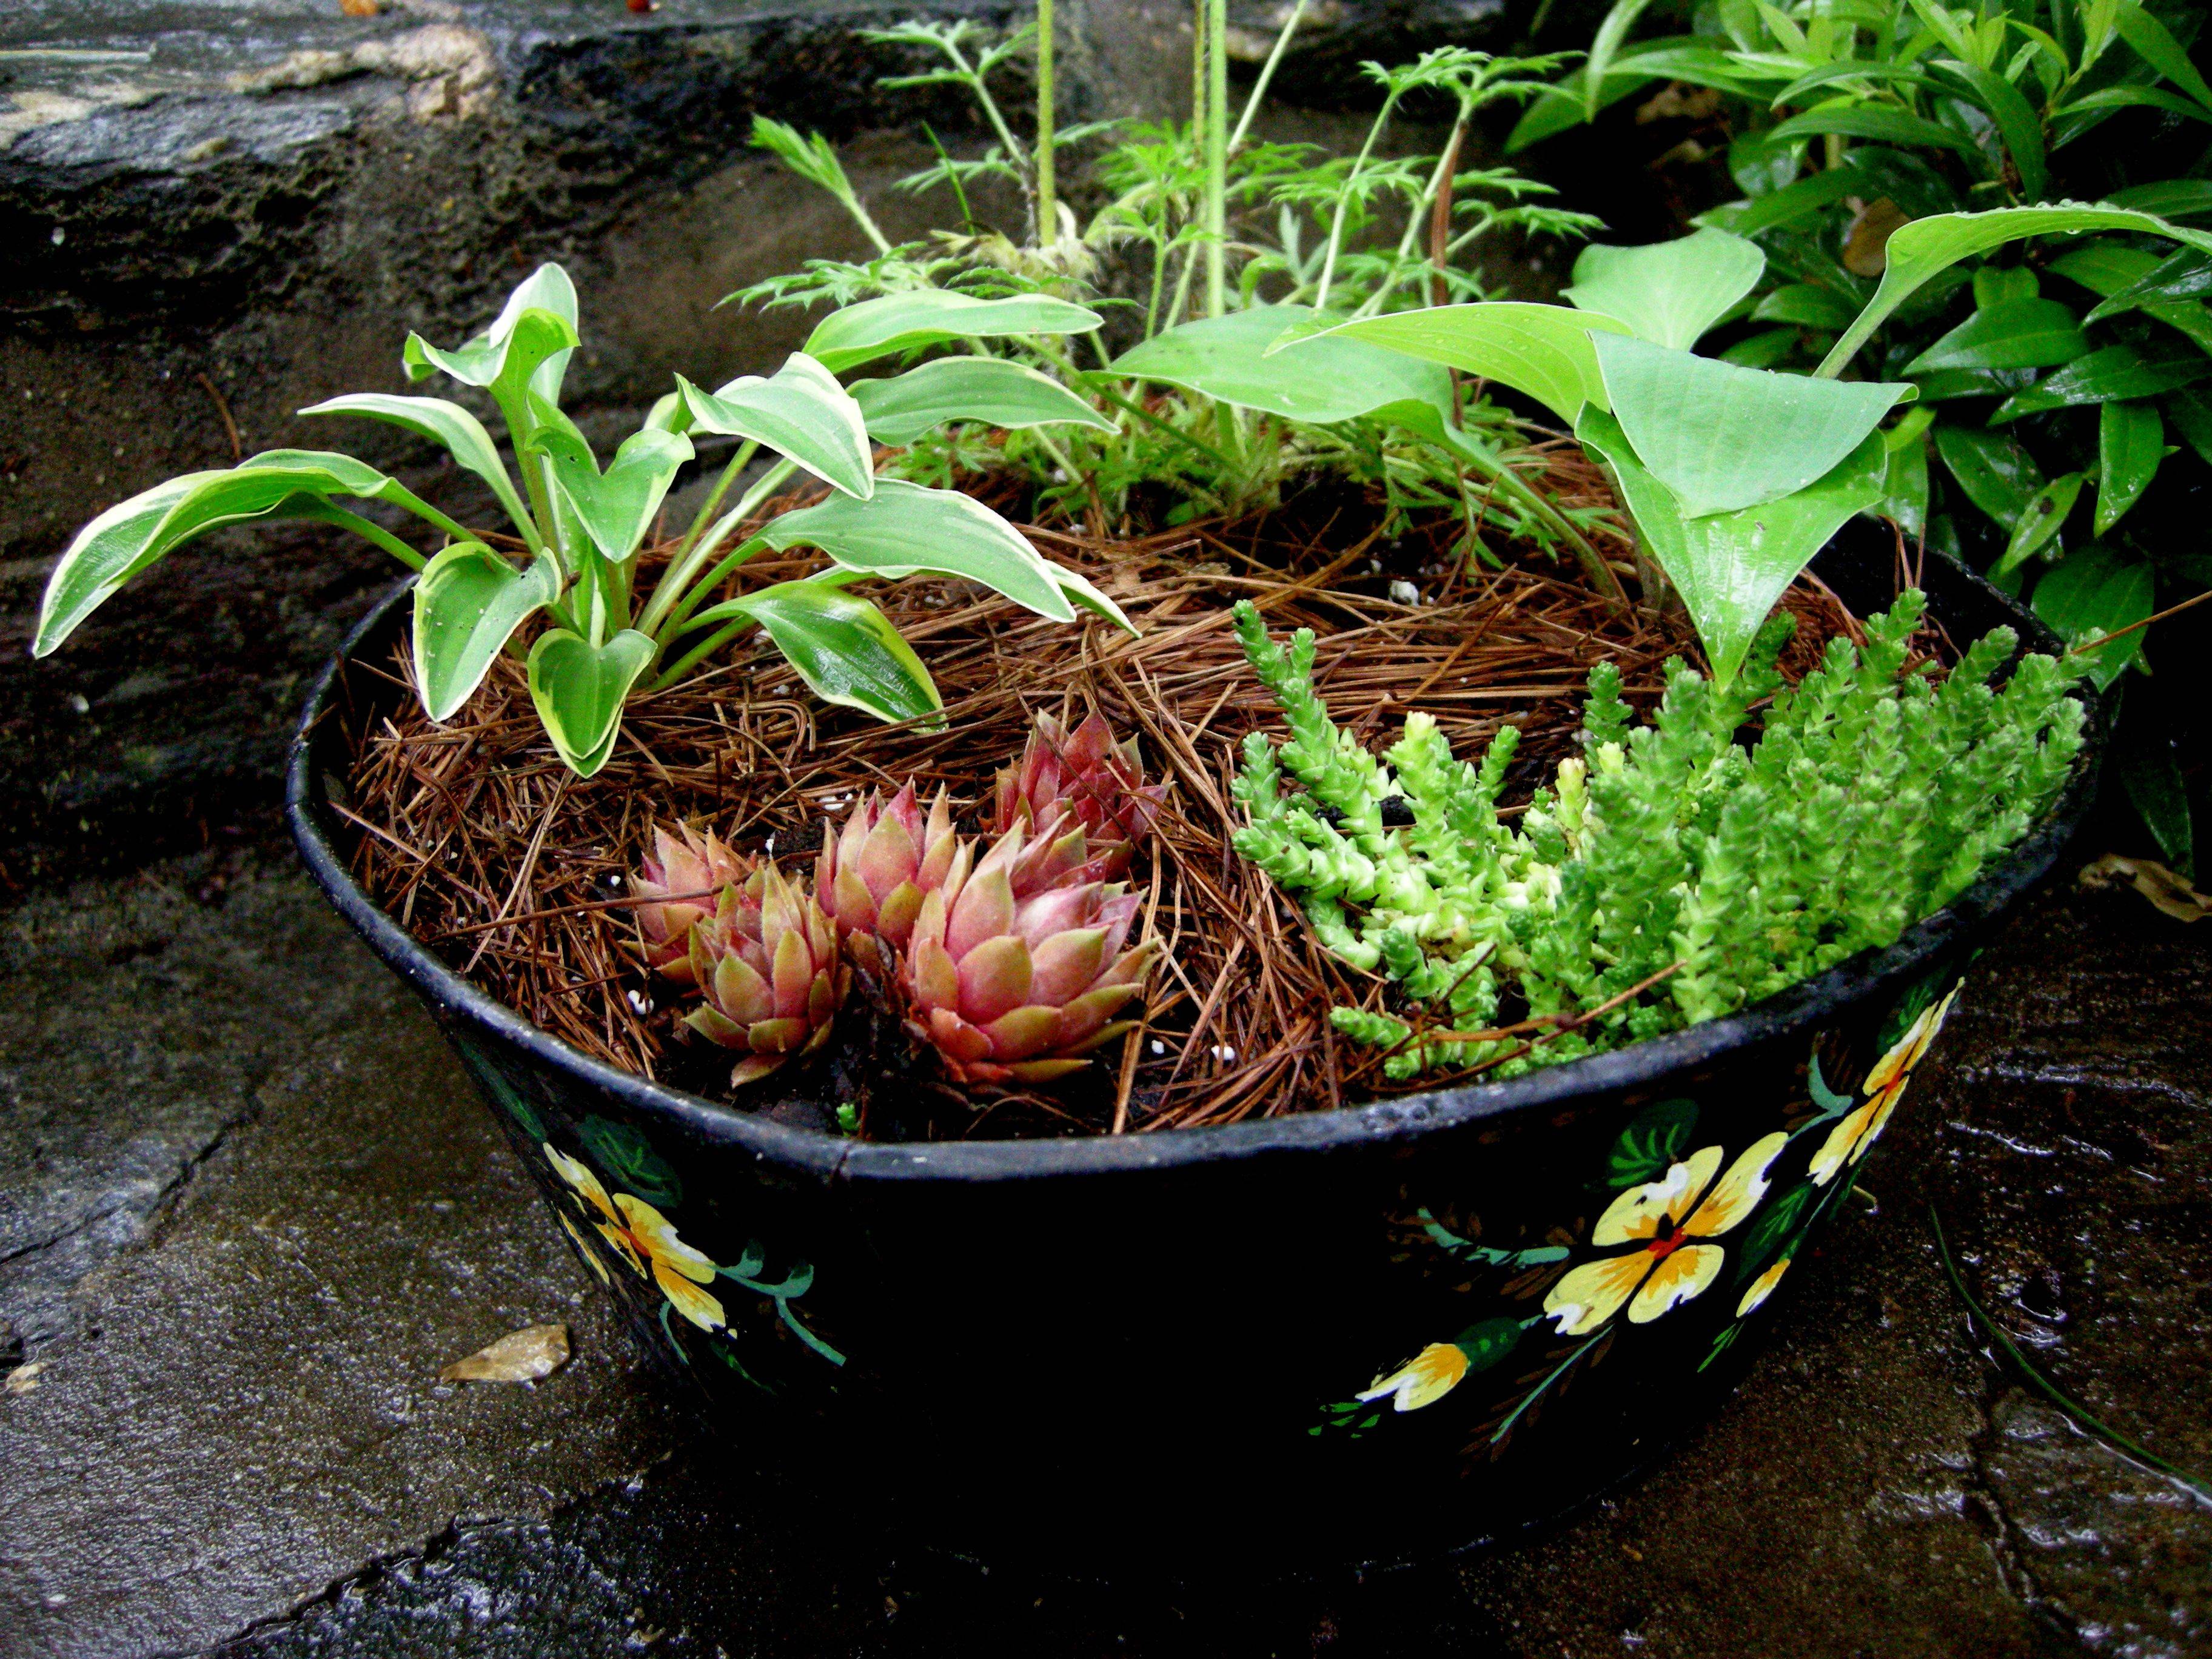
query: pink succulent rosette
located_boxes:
[683,861,849,1085]
[630,822,752,985]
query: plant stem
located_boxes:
[303,502,427,571]
[1227,0,1309,151]
[638,456,796,640]
[671,440,758,565]
[658,535,771,646]
[1034,0,1057,246]
[1203,0,1228,317]
[651,615,756,691]
[1316,89,1401,315]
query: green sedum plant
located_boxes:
[34,265,1128,777]
[1230,594,2086,1079]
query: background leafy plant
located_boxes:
[1507,0,2212,874]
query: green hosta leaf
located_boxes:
[800,292,1103,374]
[1563,228,1767,350]
[1594,333,1909,518]
[1751,284,1858,332]
[300,392,537,541]
[2097,401,2165,536]
[1992,343,2211,422]
[677,353,874,499]
[1309,303,1633,425]
[1903,299,2089,375]
[2033,545,2153,691]
[1580,406,1888,686]
[1818,205,2212,377]
[404,264,581,411]
[1932,423,2043,530]
[529,425,695,565]
[684,579,943,725]
[1114,304,1452,421]
[759,477,1074,622]
[1768,102,1979,156]
[412,542,563,722]
[1993,472,2084,577]
[33,472,224,656]
[35,452,455,656]
[849,356,1114,445]
[526,626,655,777]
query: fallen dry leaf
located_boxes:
[1844,198,1911,277]
[340,0,380,14]
[5,1361,46,1397]
[439,1323,572,1383]
[2079,854,2211,923]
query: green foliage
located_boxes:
[36,266,1111,777]
[1230,596,2086,1078]
[1510,0,2212,868]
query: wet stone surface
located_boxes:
[0,848,2205,1658]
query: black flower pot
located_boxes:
[286,538,2100,1570]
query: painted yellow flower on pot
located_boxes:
[1543,1133,1789,1336]
[1809,984,1960,1187]
[1356,1342,1470,1413]
[545,1143,726,1332]
[1737,1256,1790,1316]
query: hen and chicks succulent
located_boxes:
[628,712,1165,1105]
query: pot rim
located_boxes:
[287,548,2102,1185]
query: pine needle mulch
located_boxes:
[331,486,1860,1141]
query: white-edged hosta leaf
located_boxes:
[800,292,1103,374]
[412,541,563,722]
[850,357,1113,445]
[1302,303,1633,424]
[1563,228,1767,350]
[33,472,224,656]
[1595,334,1910,518]
[300,392,537,537]
[1048,565,1139,636]
[757,477,1073,622]
[528,426,695,565]
[685,578,943,725]
[403,264,580,407]
[679,354,874,498]
[36,451,456,657]
[1112,304,1453,421]
[1579,406,1888,686]
[526,626,655,777]
[1817,204,2212,377]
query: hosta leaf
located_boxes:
[1594,333,1909,518]
[1564,228,1767,350]
[1932,423,2043,529]
[848,356,1113,445]
[300,393,537,539]
[1992,342,2211,422]
[1580,407,1888,686]
[1114,304,1452,421]
[412,542,562,722]
[1903,298,2088,375]
[529,426,695,565]
[525,627,655,777]
[1817,205,2212,377]
[800,292,1102,374]
[35,452,457,656]
[33,472,224,656]
[758,477,1074,622]
[1309,303,1634,424]
[402,265,578,405]
[2033,545,2153,691]
[678,354,874,499]
[685,579,943,725]
[2096,401,2165,536]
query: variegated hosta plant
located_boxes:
[33,264,1128,776]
